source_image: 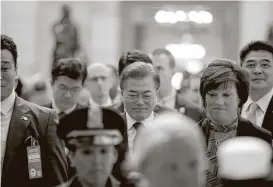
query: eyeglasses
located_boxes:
[126,93,155,102]
[58,85,81,94]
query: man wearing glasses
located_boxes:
[120,62,164,153]
[48,58,88,120]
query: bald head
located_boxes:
[87,63,111,75]
[131,112,207,187]
[86,63,112,103]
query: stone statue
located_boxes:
[52,4,80,64]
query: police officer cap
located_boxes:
[57,105,125,150]
[217,137,272,180]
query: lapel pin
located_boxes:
[21,116,28,120]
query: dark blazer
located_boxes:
[261,95,273,136]
[198,117,272,146]
[1,96,68,187]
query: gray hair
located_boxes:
[120,61,160,91]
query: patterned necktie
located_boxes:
[247,102,259,125]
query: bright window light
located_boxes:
[165,44,206,60]
[155,10,213,24]
[155,10,168,23]
[167,11,178,24]
[188,11,199,23]
[171,72,184,90]
[175,10,187,22]
[184,60,204,74]
[199,11,213,24]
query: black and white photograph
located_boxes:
[1,1,273,187]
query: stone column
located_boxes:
[239,1,273,50]
[1,1,38,81]
[89,1,122,66]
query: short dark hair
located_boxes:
[120,62,160,91]
[1,34,18,68]
[240,41,273,65]
[51,57,87,84]
[200,59,249,110]
[118,50,153,75]
[152,48,175,69]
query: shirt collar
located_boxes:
[1,90,16,116]
[244,87,273,113]
[126,111,155,130]
[52,100,76,115]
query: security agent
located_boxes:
[56,105,131,187]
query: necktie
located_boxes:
[247,102,259,125]
[133,122,142,131]
[58,111,66,120]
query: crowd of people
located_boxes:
[1,33,273,187]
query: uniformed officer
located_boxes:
[56,105,130,187]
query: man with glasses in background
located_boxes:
[47,57,88,120]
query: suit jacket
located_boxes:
[1,96,68,187]
[261,95,273,136]
[198,117,272,146]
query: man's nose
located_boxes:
[136,96,145,105]
[63,90,72,98]
[253,65,262,74]
[92,152,103,164]
[215,96,225,105]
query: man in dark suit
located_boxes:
[1,35,67,186]
[240,41,273,135]
[45,57,88,119]
[119,62,173,153]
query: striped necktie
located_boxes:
[247,102,259,125]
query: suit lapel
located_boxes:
[262,95,273,133]
[3,96,31,171]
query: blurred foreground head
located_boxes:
[218,137,272,187]
[130,112,207,187]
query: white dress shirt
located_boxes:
[126,112,155,153]
[242,87,273,127]
[1,90,16,172]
